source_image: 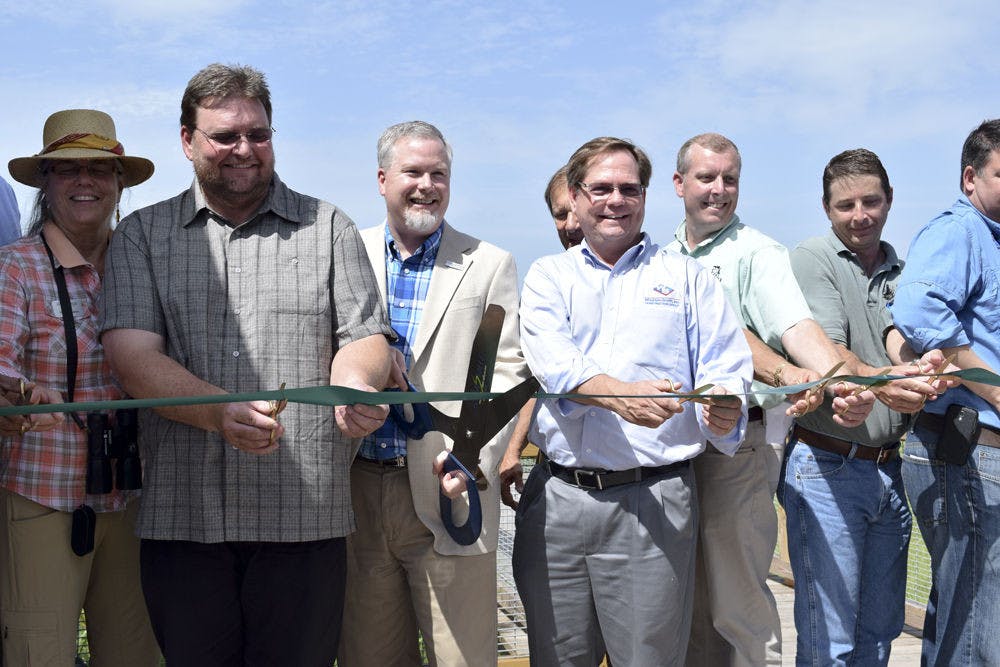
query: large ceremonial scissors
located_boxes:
[389,304,539,545]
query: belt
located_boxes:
[792,425,900,464]
[748,405,763,422]
[914,411,1000,448]
[547,459,689,491]
[355,454,407,468]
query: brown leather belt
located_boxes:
[792,425,900,464]
[914,411,1000,448]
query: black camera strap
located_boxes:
[40,231,86,430]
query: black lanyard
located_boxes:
[40,231,86,430]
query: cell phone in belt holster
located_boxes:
[938,403,979,465]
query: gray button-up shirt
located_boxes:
[101,176,392,542]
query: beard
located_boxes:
[403,208,441,234]
[193,153,273,220]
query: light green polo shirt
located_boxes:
[790,232,908,445]
[668,215,812,408]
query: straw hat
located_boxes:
[8,109,154,188]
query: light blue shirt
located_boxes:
[0,178,20,245]
[519,234,752,469]
[890,197,1000,429]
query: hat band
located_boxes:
[40,133,124,157]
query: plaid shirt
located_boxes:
[0,223,132,512]
[360,224,441,460]
[101,176,392,542]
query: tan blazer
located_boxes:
[360,222,529,556]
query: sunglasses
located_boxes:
[193,126,274,148]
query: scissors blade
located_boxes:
[462,304,505,396]
[448,377,541,478]
[447,304,507,475]
[678,383,714,405]
[811,361,846,393]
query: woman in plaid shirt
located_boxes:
[0,109,159,665]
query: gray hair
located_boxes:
[180,63,272,129]
[377,121,452,169]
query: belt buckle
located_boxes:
[573,468,603,490]
[877,448,892,465]
[390,455,406,468]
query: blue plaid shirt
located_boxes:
[359,224,442,460]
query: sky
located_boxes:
[2,0,998,278]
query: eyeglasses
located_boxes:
[577,181,645,201]
[193,126,274,147]
[48,162,119,179]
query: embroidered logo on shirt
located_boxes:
[645,284,680,307]
[711,265,722,281]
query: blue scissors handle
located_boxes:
[388,379,435,439]
[388,379,484,545]
[438,453,483,546]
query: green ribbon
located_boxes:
[0,368,993,418]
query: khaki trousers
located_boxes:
[686,418,783,667]
[340,461,497,667]
[0,489,159,666]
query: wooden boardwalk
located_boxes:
[768,575,924,666]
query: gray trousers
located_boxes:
[513,460,698,666]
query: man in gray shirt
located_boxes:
[101,63,398,665]
[786,149,941,665]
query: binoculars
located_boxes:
[86,409,142,495]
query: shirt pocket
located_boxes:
[41,297,91,356]
[268,249,330,316]
[610,291,685,381]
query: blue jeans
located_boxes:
[902,424,1000,666]
[783,438,911,666]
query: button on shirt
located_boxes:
[890,197,1000,430]
[519,234,752,470]
[360,225,441,461]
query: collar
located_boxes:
[581,232,653,271]
[181,174,306,228]
[828,231,900,274]
[384,222,444,264]
[958,196,1000,244]
[41,221,95,269]
[674,214,741,253]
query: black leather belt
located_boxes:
[792,425,900,464]
[356,454,407,468]
[748,405,763,422]
[547,459,689,490]
[914,411,1000,449]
